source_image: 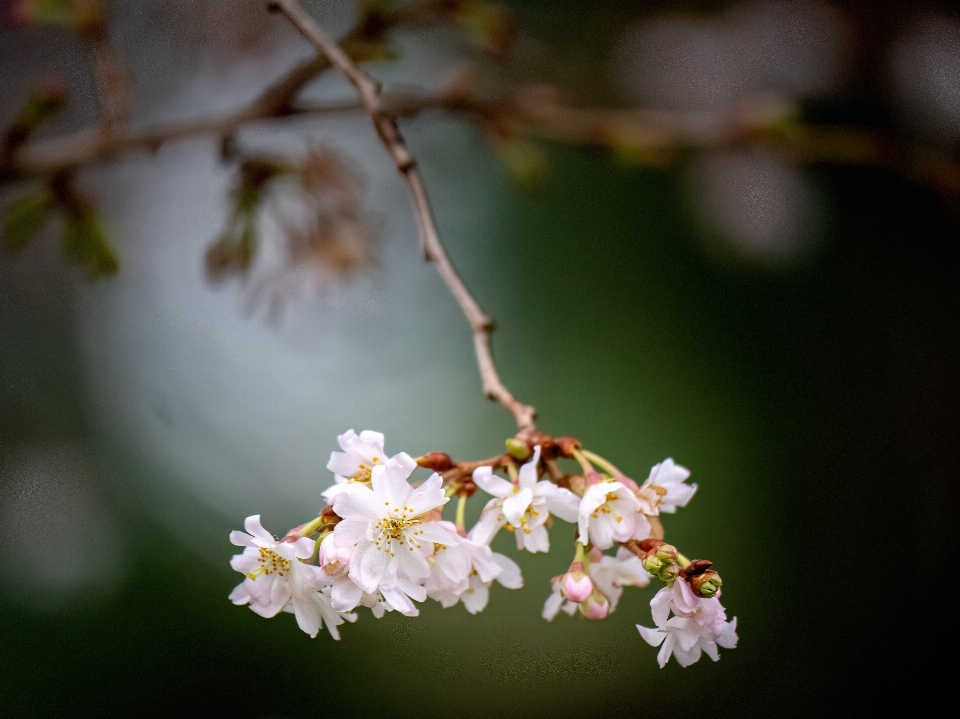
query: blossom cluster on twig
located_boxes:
[229,429,738,668]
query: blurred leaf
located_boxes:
[62,210,118,279]
[3,191,54,251]
[2,82,66,160]
[450,1,514,60]
[7,0,105,34]
[496,138,549,189]
[205,157,289,282]
[7,0,73,26]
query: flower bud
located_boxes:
[691,570,722,598]
[657,562,680,582]
[416,452,455,472]
[647,543,678,563]
[318,533,351,569]
[580,591,609,620]
[505,438,531,460]
[642,555,664,575]
[317,533,337,567]
[561,562,593,603]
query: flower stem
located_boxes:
[456,494,467,533]
[580,449,623,478]
[297,514,326,538]
[677,553,691,568]
[571,449,594,477]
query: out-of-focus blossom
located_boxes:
[635,458,697,515]
[589,546,651,612]
[888,12,960,146]
[689,148,818,266]
[471,446,579,553]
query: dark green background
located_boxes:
[1,1,957,716]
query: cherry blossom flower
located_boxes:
[427,551,522,613]
[541,579,580,620]
[635,459,697,515]
[425,524,522,612]
[471,446,580,553]
[328,461,459,611]
[637,578,738,667]
[589,546,651,612]
[577,479,648,549]
[228,515,351,639]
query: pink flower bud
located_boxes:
[580,592,610,620]
[562,561,593,603]
[318,533,338,567]
[584,471,605,487]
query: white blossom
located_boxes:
[425,525,522,613]
[635,458,697,515]
[577,479,648,549]
[322,429,411,500]
[637,578,738,667]
[471,446,580,553]
[228,515,351,639]
[589,546,651,612]
[328,460,459,613]
[541,579,580,621]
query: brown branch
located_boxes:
[3,4,444,181]
[269,0,537,431]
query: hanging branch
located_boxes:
[267,0,537,432]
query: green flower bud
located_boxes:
[691,570,722,598]
[642,556,664,575]
[653,544,678,563]
[505,438,531,460]
[657,563,679,582]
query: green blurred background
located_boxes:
[1,0,956,716]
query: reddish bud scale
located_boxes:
[679,560,714,580]
[639,538,666,553]
[417,452,455,472]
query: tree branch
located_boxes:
[268,0,537,431]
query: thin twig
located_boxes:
[269,0,537,431]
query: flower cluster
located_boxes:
[228,429,738,667]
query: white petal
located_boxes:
[357,429,385,447]
[371,464,411,508]
[462,582,490,614]
[517,446,542,490]
[355,545,389,594]
[418,522,459,546]
[502,488,533,526]
[637,624,666,647]
[331,577,362,612]
[473,467,514,497]
[492,553,523,589]
[467,510,502,546]
[544,486,580,523]
[243,515,275,545]
[520,523,549,553]
[542,589,563,620]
